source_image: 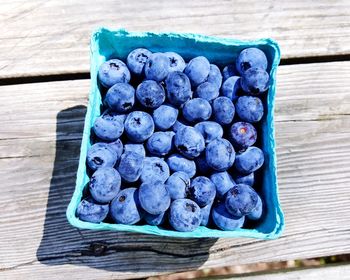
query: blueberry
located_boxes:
[89,167,121,203]
[174,126,205,159]
[146,131,174,156]
[108,139,124,159]
[136,80,165,109]
[124,111,154,143]
[169,199,202,232]
[205,138,235,171]
[195,82,219,101]
[144,53,170,82]
[233,172,254,187]
[236,47,268,75]
[76,198,109,223]
[200,202,213,226]
[182,98,212,123]
[165,71,192,106]
[87,143,118,171]
[139,182,171,215]
[212,203,245,230]
[110,188,142,225]
[229,122,257,150]
[241,68,269,95]
[167,153,196,178]
[117,151,144,182]
[140,157,170,184]
[93,111,124,142]
[98,59,131,88]
[165,171,190,200]
[210,171,235,199]
[153,104,179,131]
[172,120,188,133]
[205,64,222,89]
[225,184,258,217]
[235,96,264,123]
[144,211,166,226]
[212,97,235,125]
[184,56,210,86]
[234,146,264,174]
[194,121,223,144]
[105,83,135,113]
[165,52,186,72]
[187,176,216,207]
[195,153,212,174]
[247,194,263,220]
[222,64,236,81]
[221,76,241,102]
[124,143,146,158]
[127,48,152,75]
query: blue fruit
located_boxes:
[89,167,121,203]
[146,131,174,156]
[235,96,264,123]
[174,126,205,158]
[165,71,192,106]
[241,68,270,95]
[76,197,109,223]
[124,111,154,143]
[153,104,179,131]
[225,184,258,217]
[230,121,257,150]
[194,121,223,144]
[205,64,222,89]
[136,80,165,109]
[144,211,166,226]
[233,172,254,187]
[169,199,202,232]
[98,59,131,88]
[93,111,124,142]
[165,171,190,200]
[234,146,264,174]
[167,153,196,178]
[206,138,235,171]
[117,151,144,182]
[139,182,171,215]
[105,83,135,113]
[212,97,235,125]
[195,153,212,174]
[172,120,188,133]
[200,203,212,226]
[140,157,170,184]
[124,143,145,158]
[222,64,236,81]
[188,176,216,207]
[87,143,118,171]
[184,56,210,86]
[195,82,219,101]
[127,48,152,75]
[108,139,124,159]
[165,52,186,72]
[182,98,212,123]
[212,203,245,230]
[236,47,268,75]
[221,76,241,102]
[110,188,142,225]
[247,194,263,220]
[144,52,170,82]
[210,171,235,199]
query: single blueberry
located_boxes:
[108,139,124,159]
[76,197,109,223]
[144,52,170,82]
[194,121,223,144]
[165,71,192,106]
[139,182,171,215]
[140,157,170,184]
[167,153,196,178]
[233,172,254,187]
[222,64,237,81]
[174,126,205,159]
[98,59,131,88]
[136,80,165,109]
[236,47,268,75]
[241,67,270,95]
[105,83,135,113]
[195,153,212,174]
[200,202,213,226]
[225,184,258,217]
[165,52,186,72]
[221,76,241,102]
[110,188,142,225]
[212,203,245,230]
[195,82,219,101]
[144,211,166,226]
[247,194,263,220]
[93,111,125,142]
[165,171,190,200]
[229,121,257,150]
[206,138,235,171]
[127,48,152,75]
[184,56,210,86]
[146,131,175,156]
[171,120,188,133]
[153,104,179,131]
[182,98,212,123]
[187,176,216,207]
[169,199,202,232]
[205,64,222,89]
[212,96,235,125]
[87,142,118,171]
[234,146,264,174]
[124,111,154,143]
[210,171,235,199]
[117,151,144,182]
[235,96,264,123]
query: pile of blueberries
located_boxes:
[76,47,270,232]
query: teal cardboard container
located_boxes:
[66,28,284,239]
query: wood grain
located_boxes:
[0,61,350,279]
[1,0,350,78]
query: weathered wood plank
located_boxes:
[0,61,350,279]
[1,0,350,78]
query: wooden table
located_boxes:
[1,1,350,279]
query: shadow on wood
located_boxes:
[36,105,217,274]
